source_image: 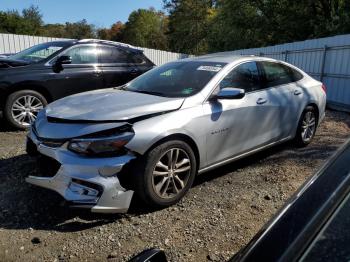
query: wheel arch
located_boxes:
[6,82,53,104]
[144,133,201,172]
[306,102,320,124]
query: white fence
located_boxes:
[0,33,190,65]
[2,33,350,110]
[223,34,350,111]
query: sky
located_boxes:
[0,0,164,28]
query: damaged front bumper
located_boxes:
[25,128,136,213]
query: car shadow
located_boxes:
[193,140,339,186]
[0,118,18,132]
[0,139,340,233]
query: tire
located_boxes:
[294,106,317,147]
[133,140,197,208]
[4,90,47,130]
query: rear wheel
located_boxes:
[294,106,317,147]
[4,90,47,129]
[134,140,197,208]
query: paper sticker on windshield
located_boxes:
[197,65,222,72]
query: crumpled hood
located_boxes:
[45,88,185,122]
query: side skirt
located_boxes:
[198,136,293,174]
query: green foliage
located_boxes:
[1,2,350,53]
[64,20,95,39]
[0,5,95,39]
[97,21,124,42]
[164,0,216,55]
[208,0,350,52]
[0,5,43,35]
[122,8,168,50]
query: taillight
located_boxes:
[321,83,327,93]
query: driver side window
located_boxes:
[219,62,261,92]
[64,45,98,64]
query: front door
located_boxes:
[46,44,104,99]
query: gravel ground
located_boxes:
[0,110,349,262]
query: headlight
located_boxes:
[68,132,134,157]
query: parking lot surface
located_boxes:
[0,110,349,262]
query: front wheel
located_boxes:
[133,140,197,208]
[4,90,47,129]
[294,106,317,147]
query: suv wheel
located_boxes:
[4,90,47,129]
[134,140,197,208]
[294,106,317,147]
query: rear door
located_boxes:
[259,61,302,137]
[98,45,141,88]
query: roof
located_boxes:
[182,52,277,64]
[77,39,141,52]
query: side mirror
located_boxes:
[213,87,245,100]
[55,55,72,66]
[129,248,167,262]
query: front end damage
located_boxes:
[25,116,137,213]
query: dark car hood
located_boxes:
[45,89,185,122]
[0,58,30,68]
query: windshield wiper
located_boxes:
[128,90,167,97]
[114,84,127,90]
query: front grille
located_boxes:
[32,125,66,148]
[41,140,65,148]
[36,154,61,178]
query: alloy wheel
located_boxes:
[11,95,43,127]
[301,111,316,143]
[152,148,192,199]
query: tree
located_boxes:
[208,0,350,52]
[97,21,124,41]
[122,8,168,49]
[0,10,24,34]
[164,0,216,54]
[0,5,43,36]
[64,19,96,39]
[41,23,67,38]
[22,5,43,35]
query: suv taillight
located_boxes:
[321,83,327,93]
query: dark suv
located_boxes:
[0,39,154,129]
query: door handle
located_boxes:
[256,98,267,105]
[130,68,139,75]
[93,70,102,76]
[294,89,302,96]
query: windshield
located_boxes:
[125,61,227,98]
[9,42,69,63]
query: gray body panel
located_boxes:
[26,55,327,213]
[46,88,184,121]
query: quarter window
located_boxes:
[64,46,98,64]
[261,62,294,87]
[290,67,303,81]
[219,62,261,92]
[98,46,129,64]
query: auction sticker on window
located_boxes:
[197,65,222,72]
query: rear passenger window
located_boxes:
[261,62,294,87]
[99,46,129,64]
[219,62,261,92]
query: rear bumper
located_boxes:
[26,128,136,213]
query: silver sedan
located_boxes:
[26,54,326,213]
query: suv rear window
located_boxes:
[98,46,129,64]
